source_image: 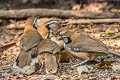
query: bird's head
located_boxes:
[44,19,68,32]
[25,16,39,30]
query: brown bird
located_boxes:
[15,16,43,68]
[37,39,60,74]
[37,19,69,63]
[60,30,120,65]
[36,19,68,73]
[37,19,67,39]
[49,32,71,62]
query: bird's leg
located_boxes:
[71,60,89,68]
[39,61,45,72]
[79,60,89,65]
[37,54,45,72]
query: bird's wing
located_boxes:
[20,31,43,51]
[38,39,60,54]
[69,34,108,53]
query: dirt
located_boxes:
[0,0,120,80]
[0,18,120,79]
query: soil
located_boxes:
[0,18,120,79]
[0,0,120,80]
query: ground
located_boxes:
[0,19,120,80]
[0,0,120,80]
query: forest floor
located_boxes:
[0,0,120,80]
[0,18,120,80]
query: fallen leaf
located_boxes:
[105,29,115,34]
[97,60,112,69]
[77,65,93,75]
[21,65,36,75]
[112,64,120,71]
[42,75,60,80]
[12,62,36,75]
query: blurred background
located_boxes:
[0,0,120,12]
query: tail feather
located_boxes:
[108,49,120,57]
[15,48,38,68]
[16,49,31,68]
[45,53,58,74]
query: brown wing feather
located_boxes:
[69,34,109,54]
[20,31,43,51]
[38,39,60,54]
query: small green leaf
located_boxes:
[105,29,115,34]
[77,65,93,75]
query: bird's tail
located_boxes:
[45,53,58,74]
[15,49,31,68]
[15,48,38,68]
[108,49,120,57]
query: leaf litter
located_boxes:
[0,18,120,80]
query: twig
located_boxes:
[67,18,120,24]
[0,9,120,19]
[6,18,120,30]
[0,40,17,48]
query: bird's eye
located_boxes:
[64,37,69,43]
[63,37,72,44]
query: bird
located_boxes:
[35,19,68,73]
[15,16,43,68]
[37,39,60,74]
[37,19,69,63]
[49,32,71,62]
[37,19,68,39]
[59,30,120,65]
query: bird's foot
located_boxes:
[39,61,45,72]
[100,56,110,62]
